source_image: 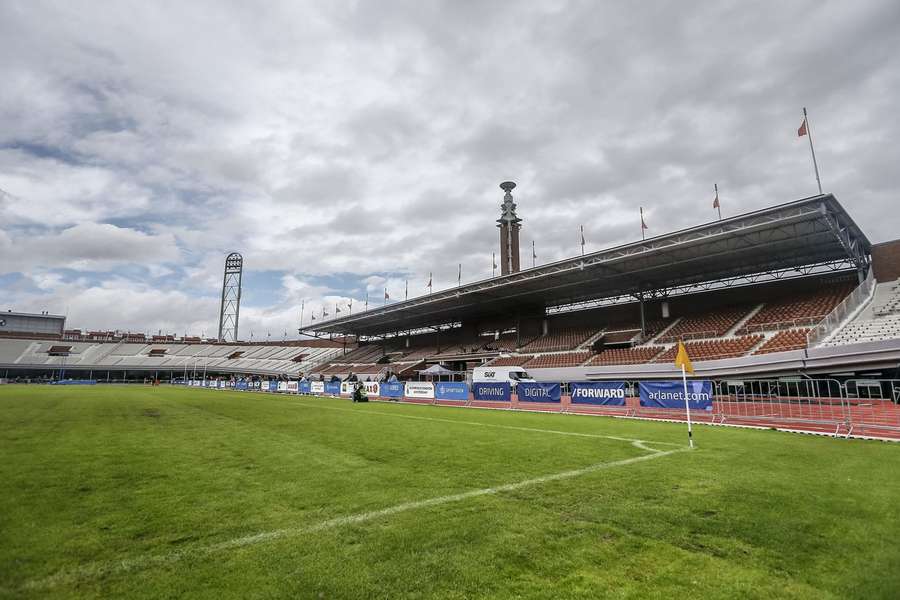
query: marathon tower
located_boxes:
[497,181,522,275]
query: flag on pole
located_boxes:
[311,314,316,321]
[674,340,695,448]
[640,208,648,230]
[797,107,823,195]
[492,252,497,276]
[336,304,341,314]
[426,272,432,291]
[348,299,353,314]
[532,240,537,266]
[458,263,462,286]
[713,183,722,220]
[365,292,369,310]
[674,341,694,374]
[384,288,390,301]
[405,279,408,300]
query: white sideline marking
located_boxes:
[287,397,684,447]
[24,442,687,591]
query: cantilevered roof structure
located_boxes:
[303,194,870,337]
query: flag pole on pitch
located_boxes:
[798,107,823,195]
[675,341,695,449]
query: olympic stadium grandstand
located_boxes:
[3,193,900,437]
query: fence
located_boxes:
[185,376,900,439]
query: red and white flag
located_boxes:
[640,207,648,230]
[713,188,720,210]
[797,117,808,137]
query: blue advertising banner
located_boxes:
[298,381,311,394]
[473,382,511,402]
[516,381,561,403]
[379,382,404,398]
[50,379,97,385]
[570,381,627,406]
[236,381,249,391]
[324,381,341,396]
[639,380,714,410]
[269,381,278,392]
[435,381,469,401]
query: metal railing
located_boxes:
[807,270,875,347]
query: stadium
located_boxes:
[4,4,900,598]
[5,192,900,440]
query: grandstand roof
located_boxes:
[305,193,871,337]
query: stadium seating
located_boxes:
[753,329,810,354]
[486,355,534,367]
[658,306,753,343]
[584,346,665,366]
[524,352,591,368]
[653,335,763,362]
[520,328,597,352]
[739,284,854,333]
[824,315,900,346]
[872,281,900,316]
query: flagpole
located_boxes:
[405,279,408,301]
[580,225,585,256]
[532,240,536,268]
[458,263,461,287]
[803,107,823,195]
[492,253,496,277]
[640,208,646,240]
[681,363,694,449]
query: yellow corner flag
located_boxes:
[674,341,694,374]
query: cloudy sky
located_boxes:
[1,1,898,338]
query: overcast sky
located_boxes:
[1,0,898,338]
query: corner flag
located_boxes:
[674,341,695,448]
[674,341,694,374]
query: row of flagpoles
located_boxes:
[300,109,823,326]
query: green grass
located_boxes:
[1,385,899,599]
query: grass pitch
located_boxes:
[1,386,899,599]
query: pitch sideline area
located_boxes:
[2,385,899,598]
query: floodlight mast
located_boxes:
[217,252,243,342]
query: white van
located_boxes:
[472,366,535,388]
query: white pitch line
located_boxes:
[24,442,688,592]
[286,397,684,447]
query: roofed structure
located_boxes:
[303,194,870,338]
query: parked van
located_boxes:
[472,366,535,388]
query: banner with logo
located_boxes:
[269,381,278,392]
[236,381,249,391]
[286,381,298,393]
[260,380,270,391]
[570,381,627,406]
[298,381,311,394]
[340,381,354,396]
[473,382,511,402]
[325,381,341,396]
[516,381,561,403]
[364,381,380,396]
[310,381,325,394]
[379,382,404,398]
[639,380,714,411]
[277,381,288,392]
[434,381,468,401]
[404,381,435,399]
